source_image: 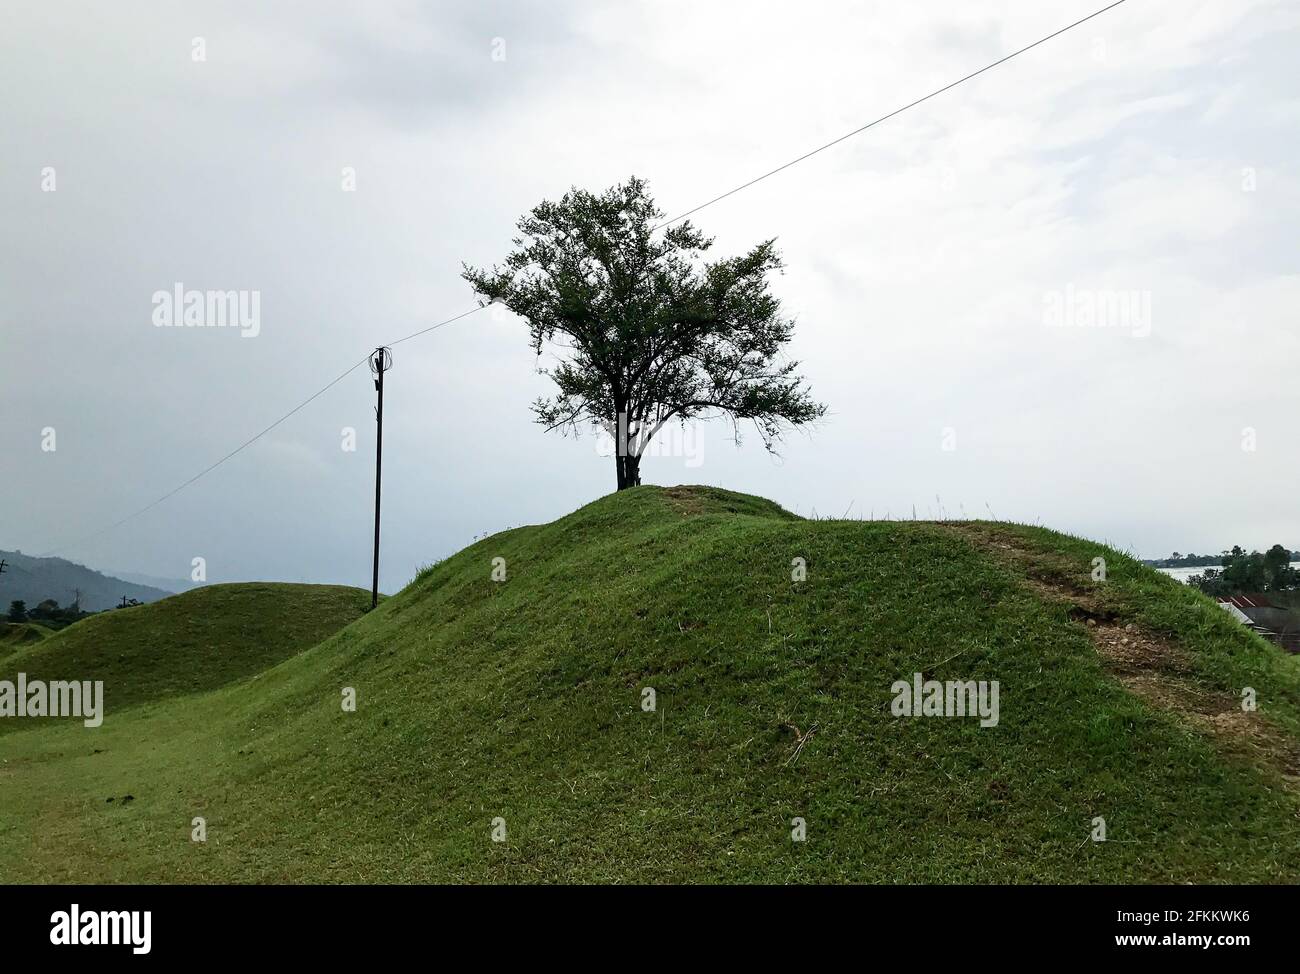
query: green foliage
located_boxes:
[2,489,1298,883]
[6,601,25,623]
[1188,544,1299,597]
[1148,552,1221,568]
[22,598,93,631]
[463,177,825,489]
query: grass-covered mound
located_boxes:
[1,622,53,654]
[1,487,1297,883]
[0,583,368,727]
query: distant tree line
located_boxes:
[1145,552,1240,568]
[6,597,95,631]
[1186,545,1299,598]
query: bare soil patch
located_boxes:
[944,523,1300,785]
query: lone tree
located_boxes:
[7,600,26,623]
[463,177,825,490]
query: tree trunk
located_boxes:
[614,454,642,490]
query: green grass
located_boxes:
[2,621,54,645]
[0,583,369,729]
[0,622,54,659]
[1,487,1297,883]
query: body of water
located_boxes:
[1156,562,1300,584]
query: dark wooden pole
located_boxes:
[370,348,388,610]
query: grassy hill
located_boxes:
[0,583,369,729]
[0,622,53,657]
[1,487,1298,883]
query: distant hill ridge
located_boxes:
[0,582,369,730]
[0,549,173,612]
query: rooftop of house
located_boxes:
[1216,593,1275,609]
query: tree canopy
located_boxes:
[1188,544,1298,597]
[463,176,825,489]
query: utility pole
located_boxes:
[369,347,392,610]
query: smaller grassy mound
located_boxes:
[0,583,367,727]
[0,623,53,657]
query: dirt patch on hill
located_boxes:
[944,523,1300,785]
[661,486,710,515]
[1087,619,1191,675]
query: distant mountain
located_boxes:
[107,570,196,595]
[0,549,173,611]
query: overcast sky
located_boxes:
[2,0,1297,592]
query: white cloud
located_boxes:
[1,0,1296,587]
